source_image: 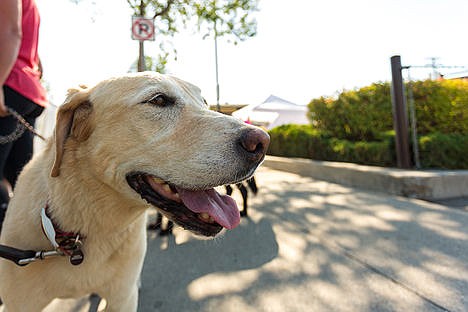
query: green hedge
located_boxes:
[410,80,468,135]
[271,79,468,169]
[267,125,333,159]
[308,83,393,141]
[328,138,395,166]
[268,125,468,169]
[419,132,468,169]
[268,125,395,166]
[307,79,468,141]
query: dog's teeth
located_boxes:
[200,213,210,221]
[162,184,172,193]
[199,213,215,223]
[151,177,165,184]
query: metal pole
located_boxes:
[406,69,421,169]
[390,55,411,169]
[138,0,146,72]
[214,20,220,112]
[138,40,146,72]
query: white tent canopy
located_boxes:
[232,95,309,130]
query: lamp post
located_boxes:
[214,19,220,112]
[138,0,146,72]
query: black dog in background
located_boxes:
[147,212,174,236]
[225,177,258,217]
[148,177,258,236]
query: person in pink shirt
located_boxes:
[0,0,47,226]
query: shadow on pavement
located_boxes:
[250,170,468,311]
[138,218,278,311]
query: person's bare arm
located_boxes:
[38,57,43,79]
[0,0,22,116]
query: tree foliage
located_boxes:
[125,0,258,71]
[128,54,169,73]
[126,0,258,42]
[71,0,259,71]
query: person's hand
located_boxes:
[0,88,9,117]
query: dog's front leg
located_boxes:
[100,284,138,312]
[0,286,53,312]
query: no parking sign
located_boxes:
[131,16,155,41]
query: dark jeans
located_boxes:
[0,86,44,223]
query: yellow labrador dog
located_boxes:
[0,72,269,311]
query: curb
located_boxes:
[262,156,468,200]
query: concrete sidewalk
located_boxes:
[45,166,467,311]
[264,156,468,200]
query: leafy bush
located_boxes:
[329,139,395,166]
[410,79,468,135]
[307,79,468,141]
[268,125,331,159]
[268,125,395,166]
[270,80,468,169]
[268,125,468,169]
[307,82,393,141]
[419,132,468,169]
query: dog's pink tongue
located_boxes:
[175,188,240,230]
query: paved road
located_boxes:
[44,167,468,311]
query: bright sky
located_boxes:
[36,0,468,106]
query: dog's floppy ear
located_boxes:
[51,86,94,177]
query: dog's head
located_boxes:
[51,72,269,237]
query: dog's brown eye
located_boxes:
[146,94,173,106]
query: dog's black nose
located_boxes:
[239,128,270,162]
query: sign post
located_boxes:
[132,16,155,72]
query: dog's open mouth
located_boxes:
[126,172,241,237]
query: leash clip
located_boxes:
[17,250,62,266]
